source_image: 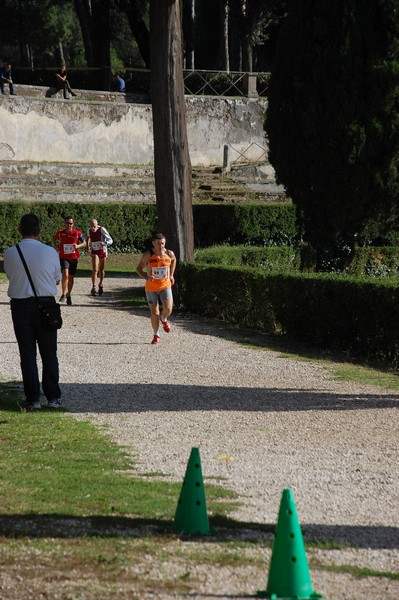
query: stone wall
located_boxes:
[0,89,267,167]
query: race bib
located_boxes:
[152,266,167,279]
[63,244,75,254]
[91,241,102,251]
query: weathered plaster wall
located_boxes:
[0,95,267,167]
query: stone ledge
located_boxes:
[3,84,150,104]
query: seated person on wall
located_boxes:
[0,63,15,95]
[55,64,77,99]
[111,72,126,93]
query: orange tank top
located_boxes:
[145,253,172,292]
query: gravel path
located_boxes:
[1,274,398,599]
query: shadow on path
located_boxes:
[0,514,397,549]
[1,381,397,413]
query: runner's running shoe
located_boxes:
[151,334,160,345]
[98,285,103,296]
[91,286,96,296]
[66,294,72,306]
[59,294,66,303]
[161,318,171,333]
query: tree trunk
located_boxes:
[117,0,150,68]
[73,0,111,89]
[150,0,194,285]
[229,0,242,71]
[73,0,95,66]
[218,0,230,71]
[183,0,195,69]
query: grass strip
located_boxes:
[0,381,237,524]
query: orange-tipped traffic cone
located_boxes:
[173,447,210,535]
[257,489,322,599]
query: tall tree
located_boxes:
[183,0,196,69]
[150,0,194,278]
[218,0,230,71]
[115,0,150,68]
[266,0,399,268]
[73,0,111,88]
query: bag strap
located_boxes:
[16,243,38,298]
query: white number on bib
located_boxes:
[64,244,75,254]
[152,266,167,279]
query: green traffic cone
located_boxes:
[173,447,210,535]
[258,489,322,599]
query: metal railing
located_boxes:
[14,66,270,98]
[223,142,267,168]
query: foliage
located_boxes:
[195,245,301,272]
[0,202,158,253]
[0,202,297,253]
[266,0,399,267]
[180,262,399,367]
[193,203,297,247]
[195,243,399,278]
[0,0,85,68]
[0,0,286,79]
[344,246,399,277]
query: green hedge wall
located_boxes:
[180,263,399,366]
[0,202,158,252]
[195,244,399,277]
[193,203,297,246]
[195,245,301,272]
[0,202,297,252]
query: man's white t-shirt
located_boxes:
[4,239,61,299]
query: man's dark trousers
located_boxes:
[10,298,60,403]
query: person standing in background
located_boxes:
[86,218,113,296]
[53,216,85,305]
[4,214,62,411]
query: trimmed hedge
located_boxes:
[0,202,297,252]
[193,203,297,247]
[195,245,301,272]
[195,244,399,277]
[180,263,399,366]
[0,202,158,252]
[345,246,399,277]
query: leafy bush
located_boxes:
[193,204,297,247]
[195,245,301,272]
[0,202,297,253]
[180,262,399,366]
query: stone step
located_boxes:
[0,161,154,178]
[0,160,287,204]
[0,174,156,190]
[0,187,155,203]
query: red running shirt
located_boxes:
[54,228,83,259]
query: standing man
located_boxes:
[0,62,15,95]
[86,218,113,296]
[136,233,176,345]
[53,216,85,305]
[55,63,77,99]
[4,214,62,411]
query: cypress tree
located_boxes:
[266,0,399,268]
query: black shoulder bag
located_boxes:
[16,244,63,331]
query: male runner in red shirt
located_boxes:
[53,216,85,305]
